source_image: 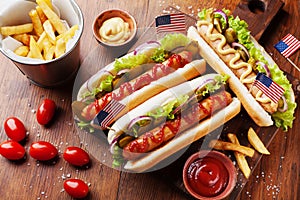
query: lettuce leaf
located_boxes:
[198,74,229,96]
[151,47,168,63]
[81,75,114,99]
[114,33,191,70]
[159,33,191,51]
[267,64,297,131]
[114,54,150,72]
[148,95,189,120]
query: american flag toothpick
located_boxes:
[92,99,126,129]
[253,73,285,103]
[274,33,300,72]
[155,13,186,34]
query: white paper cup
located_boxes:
[0,0,84,87]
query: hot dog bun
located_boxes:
[187,26,273,126]
[187,8,297,131]
[124,97,240,172]
[115,59,207,119]
[108,74,241,172]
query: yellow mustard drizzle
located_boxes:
[198,21,273,104]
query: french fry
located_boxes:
[37,31,48,50]
[29,36,44,60]
[14,46,30,57]
[56,25,79,42]
[44,45,55,60]
[36,6,48,24]
[29,9,44,36]
[0,23,33,36]
[209,139,255,157]
[42,37,54,60]
[248,127,270,155]
[43,0,53,10]
[13,34,38,47]
[227,133,251,179]
[43,20,56,44]
[13,34,30,46]
[54,37,66,58]
[36,0,67,34]
[27,51,33,58]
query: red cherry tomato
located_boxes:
[0,140,25,160]
[63,146,90,166]
[29,141,58,161]
[4,117,26,142]
[64,179,89,199]
[36,99,56,125]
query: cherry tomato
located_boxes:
[63,146,90,167]
[29,141,58,161]
[0,140,25,160]
[64,179,89,199]
[4,117,26,142]
[36,99,56,125]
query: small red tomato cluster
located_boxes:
[0,99,90,199]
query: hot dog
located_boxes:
[72,33,207,131]
[187,8,296,130]
[108,74,241,172]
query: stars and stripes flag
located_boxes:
[93,99,125,129]
[274,33,300,58]
[155,13,186,34]
[253,73,285,103]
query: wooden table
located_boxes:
[0,0,299,199]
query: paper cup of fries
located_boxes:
[0,0,83,87]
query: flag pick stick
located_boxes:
[286,57,300,72]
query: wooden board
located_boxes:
[233,0,284,40]
[73,5,297,200]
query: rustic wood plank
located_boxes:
[233,0,284,40]
[0,0,298,200]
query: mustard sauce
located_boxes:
[197,21,273,105]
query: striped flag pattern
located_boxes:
[155,13,186,34]
[253,73,285,103]
[274,33,300,58]
[94,99,125,129]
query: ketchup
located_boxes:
[187,156,229,197]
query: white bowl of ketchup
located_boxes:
[182,150,237,200]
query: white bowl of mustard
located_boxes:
[93,9,137,47]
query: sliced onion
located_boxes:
[110,134,120,145]
[86,70,114,93]
[127,115,154,130]
[256,61,271,77]
[109,133,121,153]
[133,41,161,55]
[278,96,288,112]
[109,140,117,154]
[213,9,228,30]
[195,78,216,93]
[116,68,130,76]
[232,42,250,60]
